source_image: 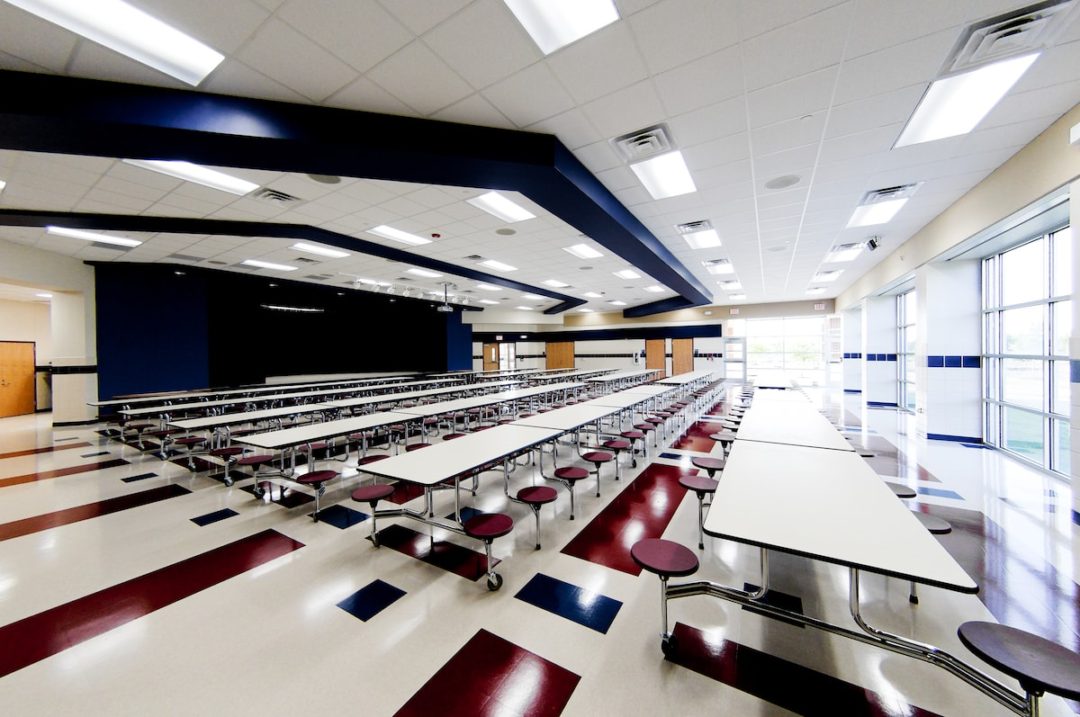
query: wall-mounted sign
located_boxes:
[495,335,503,341]
[729,308,739,315]
[814,303,825,311]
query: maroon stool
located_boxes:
[173,435,207,469]
[442,432,467,441]
[405,442,431,452]
[679,475,719,549]
[209,445,245,485]
[351,483,395,546]
[517,485,558,549]
[582,450,614,497]
[463,513,514,591]
[297,469,338,521]
[635,422,657,449]
[146,428,181,457]
[602,439,632,480]
[907,511,953,604]
[620,430,646,466]
[631,538,700,655]
[691,456,725,479]
[237,454,276,495]
[886,481,917,499]
[709,431,737,455]
[553,466,588,519]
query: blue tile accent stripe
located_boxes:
[864,353,897,362]
[190,508,238,526]
[337,579,406,622]
[842,352,863,359]
[927,433,983,444]
[917,486,964,500]
[515,573,622,634]
[865,401,899,408]
[842,389,861,394]
[1072,360,1080,383]
[927,355,981,368]
[1073,510,1080,526]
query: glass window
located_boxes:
[1052,301,1070,357]
[1052,227,1071,296]
[1002,406,1044,461]
[746,317,826,385]
[1001,305,1045,355]
[1001,359,1043,410]
[898,291,916,412]
[1001,239,1045,305]
[1054,419,1070,475]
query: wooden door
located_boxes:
[645,339,666,379]
[545,341,574,369]
[482,342,499,372]
[0,341,36,418]
[672,338,694,375]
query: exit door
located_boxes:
[0,341,36,418]
[482,342,516,372]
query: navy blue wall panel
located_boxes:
[445,311,472,371]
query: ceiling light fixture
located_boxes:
[7,0,225,86]
[643,285,665,293]
[812,270,843,283]
[479,258,518,272]
[806,287,826,296]
[35,292,53,298]
[479,299,499,305]
[367,224,432,246]
[476,283,502,291]
[407,267,443,278]
[260,304,323,313]
[515,305,534,311]
[543,279,569,288]
[357,278,391,287]
[503,0,619,55]
[291,241,348,259]
[579,308,594,312]
[582,291,603,298]
[242,259,297,272]
[563,243,603,259]
[608,300,627,306]
[122,159,257,195]
[629,150,697,199]
[681,228,721,249]
[718,280,741,291]
[0,179,6,193]
[702,259,734,275]
[46,226,142,247]
[466,191,535,223]
[895,53,1040,147]
[846,185,924,228]
[825,243,864,262]
[613,269,640,280]
[729,294,746,300]
[522,293,546,300]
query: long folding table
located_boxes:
[586,368,660,391]
[323,381,517,413]
[734,394,854,451]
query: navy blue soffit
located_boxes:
[0,71,712,317]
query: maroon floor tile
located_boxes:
[239,481,315,508]
[0,458,130,489]
[666,622,942,717]
[386,481,426,505]
[0,529,303,678]
[394,629,580,717]
[374,523,496,581]
[672,421,726,452]
[561,462,691,575]
[0,484,191,541]
[0,442,93,460]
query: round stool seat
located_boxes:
[644,417,664,425]
[691,456,725,472]
[912,511,952,534]
[709,432,737,442]
[517,485,557,506]
[174,436,206,446]
[237,454,274,467]
[634,423,655,432]
[517,413,535,419]
[209,446,244,457]
[679,475,719,495]
[147,428,181,438]
[654,411,673,418]
[472,425,494,432]
[297,469,337,486]
[554,466,588,482]
[305,441,328,451]
[442,433,467,441]
[631,538,700,578]
[352,483,394,503]
[389,424,405,432]
[497,418,514,425]
[357,454,390,465]
[602,439,631,451]
[422,417,438,425]
[463,513,514,540]
[885,481,917,499]
[621,430,645,440]
[958,621,1080,701]
[127,422,155,431]
[405,443,431,452]
[583,451,614,464]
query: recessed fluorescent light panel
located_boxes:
[479,299,500,305]
[515,305,534,311]
[582,291,603,298]
[608,300,627,306]
[702,259,734,275]
[812,270,843,283]
[895,53,1039,147]
[613,269,641,280]
[503,0,619,55]
[643,285,665,293]
[476,283,502,291]
[260,304,323,313]
[357,278,391,287]
[466,191,536,223]
[719,280,741,291]
[35,292,53,298]
[825,243,864,262]
[122,160,257,195]
[291,242,348,259]
[563,243,604,259]
[479,259,518,272]
[407,267,443,278]
[522,293,546,300]
[0,179,6,193]
[579,308,594,313]
[806,287,826,295]
[630,151,697,199]
[543,279,569,288]
[846,184,920,228]
[367,225,432,246]
[7,0,224,86]
[46,226,142,247]
[242,259,297,272]
[729,294,746,300]
[683,228,722,250]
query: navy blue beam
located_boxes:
[0,71,710,316]
[622,296,696,318]
[0,209,581,308]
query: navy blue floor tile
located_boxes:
[443,506,485,522]
[917,486,964,500]
[515,573,622,634]
[659,452,683,460]
[190,508,238,526]
[314,504,369,529]
[338,579,406,622]
[80,451,110,458]
[121,472,159,483]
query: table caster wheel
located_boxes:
[486,574,503,592]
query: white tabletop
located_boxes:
[512,403,620,431]
[585,391,661,409]
[587,369,659,383]
[619,384,674,397]
[91,375,416,407]
[394,382,584,418]
[703,441,976,592]
[324,381,517,410]
[232,411,416,450]
[658,370,717,385]
[359,425,562,486]
[168,403,335,431]
[752,374,794,389]
[736,400,854,451]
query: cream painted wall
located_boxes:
[0,298,51,360]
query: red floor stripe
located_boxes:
[0,484,191,542]
[0,442,93,460]
[666,622,942,716]
[672,421,726,452]
[561,462,691,576]
[375,523,496,581]
[0,458,130,488]
[0,529,303,678]
[394,629,580,717]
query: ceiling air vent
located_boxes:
[859,183,921,205]
[944,0,1077,74]
[611,124,675,162]
[675,219,713,235]
[252,188,301,204]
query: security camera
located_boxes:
[866,236,881,251]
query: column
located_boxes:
[841,307,861,394]
[916,261,982,442]
[1069,177,1080,525]
[50,291,98,424]
[861,297,897,407]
